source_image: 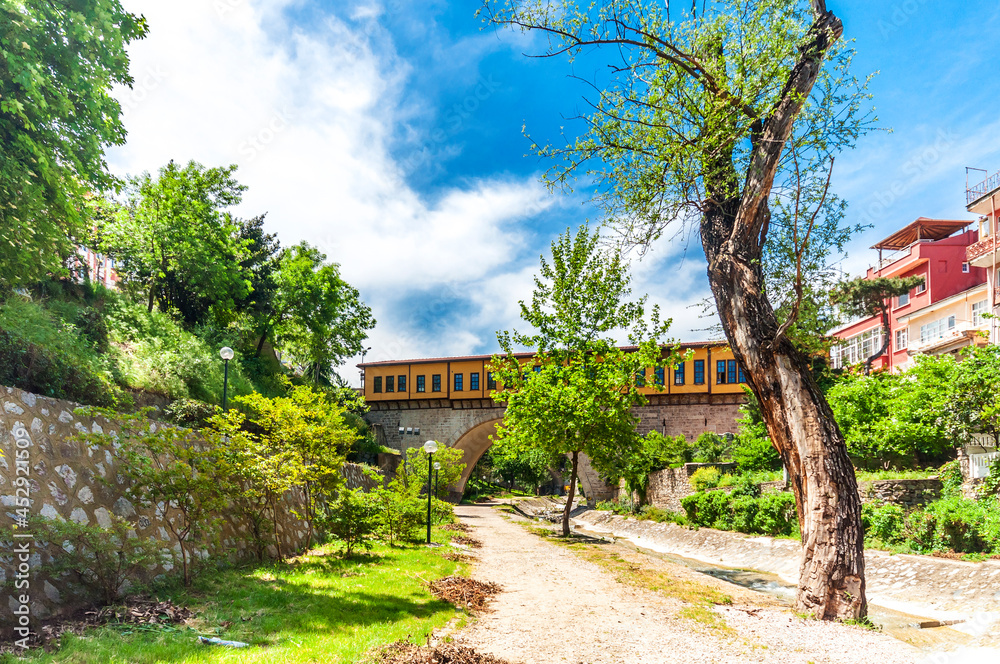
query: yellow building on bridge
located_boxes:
[358,342,750,404]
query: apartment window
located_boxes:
[432,374,442,392]
[916,282,926,294]
[693,359,705,385]
[674,362,685,385]
[397,375,406,392]
[654,366,665,386]
[470,372,480,391]
[373,376,382,393]
[738,366,747,383]
[416,375,426,392]
[716,360,727,384]
[385,375,395,393]
[635,370,646,388]
[895,329,908,351]
[919,315,956,344]
[831,327,883,369]
[963,262,971,273]
[454,373,464,392]
[898,292,909,307]
[973,299,989,327]
[487,372,497,390]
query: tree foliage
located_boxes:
[99,160,252,326]
[0,0,146,288]
[604,430,690,507]
[830,276,924,371]
[491,225,679,535]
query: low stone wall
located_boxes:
[857,479,942,507]
[0,386,384,624]
[622,463,741,513]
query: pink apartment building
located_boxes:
[964,169,1000,342]
[830,218,986,372]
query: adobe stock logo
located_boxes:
[238,108,294,161]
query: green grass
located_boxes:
[854,469,938,482]
[5,534,466,664]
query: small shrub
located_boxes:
[691,432,732,463]
[637,506,687,526]
[689,466,722,491]
[323,488,378,557]
[752,492,797,537]
[731,421,781,472]
[861,502,905,546]
[900,495,1000,554]
[681,490,796,537]
[372,479,426,545]
[35,516,167,605]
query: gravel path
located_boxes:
[451,503,919,664]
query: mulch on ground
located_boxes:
[442,551,475,563]
[0,598,193,652]
[450,535,483,549]
[376,641,516,664]
[442,523,472,533]
[428,576,502,613]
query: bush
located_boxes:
[371,479,426,545]
[34,516,167,605]
[324,488,378,557]
[689,466,722,491]
[861,502,905,546]
[681,489,797,537]
[731,421,781,472]
[637,506,687,526]
[0,298,122,407]
[691,432,731,463]
[900,495,1000,554]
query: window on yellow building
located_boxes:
[432,374,441,392]
[386,375,395,392]
[487,372,497,390]
[374,376,382,393]
[674,363,685,385]
[454,373,463,391]
[398,375,406,392]
[471,372,480,390]
[654,366,665,386]
[416,375,426,392]
[694,360,705,385]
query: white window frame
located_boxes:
[963,262,971,273]
[831,327,884,369]
[972,299,989,327]
[898,292,910,307]
[919,315,957,344]
[916,282,927,294]
[895,328,908,351]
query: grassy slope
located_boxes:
[5,536,464,664]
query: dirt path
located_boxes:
[451,503,919,664]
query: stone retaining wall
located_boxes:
[857,479,942,507]
[0,386,383,623]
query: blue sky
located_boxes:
[109,1,1000,383]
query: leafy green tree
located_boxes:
[324,487,378,557]
[484,0,874,619]
[234,383,356,551]
[265,242,375,382]
[491,226,678,535]
[98,160,252,326]
[0,1,146,288]
[490,439,561,494]
[402,445,466,500]
[825,358,953,469]
[940,345,1000,448]
[605,430,690,508]
[79,408,228,586]
[691,432,732,463]
[830,276,924,372]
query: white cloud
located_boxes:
[110,0,555,379]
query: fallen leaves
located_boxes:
[375,641,516,663]
[428,576,502,613]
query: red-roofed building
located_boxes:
[830,218,986,372]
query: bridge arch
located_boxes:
[444,418,614,505]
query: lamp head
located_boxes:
[433,462,441,470]
[220,346,235,361]
[422,440,439,454]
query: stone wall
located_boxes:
[857,479,942,507]
[0,386,380,622]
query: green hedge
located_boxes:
[681,489,797,536]
[862,496,1000,555]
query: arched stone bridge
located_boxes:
[363,393,744,503]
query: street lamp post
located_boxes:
[423,440,438,544]
[220,347,234,411]
[433,461,441,501]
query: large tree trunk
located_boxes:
[561,450,580,536]
[704,229,866,621]
[699,2,865,622]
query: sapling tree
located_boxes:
[491,226,679,535]
[483,0,878,619]
[79,408,228,586]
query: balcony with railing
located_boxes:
[908,319,984,354]
[968,170,1000,206]
[967,233,998,267]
